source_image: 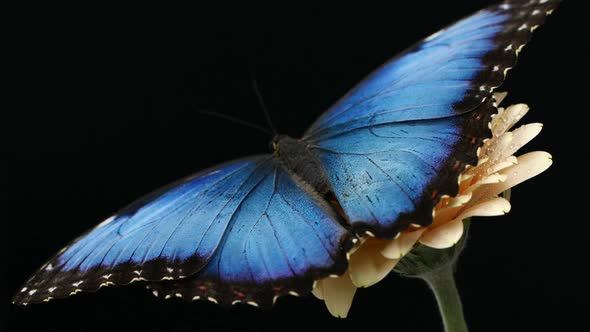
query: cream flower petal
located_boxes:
[491,104,529,136]
[488,155,518,174]
[482,132,513,165]
[459,171,475,182]
[433,193,473,226]
[419,218,464,249]
[459,197,511,218]
[420,196,511,252]
[381,229,425,259]
[435,193,472,218]
[349,239,399,287]
[475,173,507,185]
[311,280,324,300]
[433,204,464,226]
[348,236,367,255]
[466,173,507,197]
[476,123,539,179]
[446,193,473,208]
[503,104,530,129]
[321,274,357,318]
[498,123,543,159]
[489,151,553,196]
[493,91,508,105]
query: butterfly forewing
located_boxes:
[13,156,351,305]
[304,0,560,237]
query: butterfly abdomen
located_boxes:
[273,135,332,195]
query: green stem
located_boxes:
[422,266,468,332]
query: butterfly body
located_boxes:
[13,0,561,309]
[272,135,332,195]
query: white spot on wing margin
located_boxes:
[96,215,116,229]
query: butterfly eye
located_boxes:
[269,140,279,153]
[270,136,283,153]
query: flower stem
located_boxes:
[422,266,468,332]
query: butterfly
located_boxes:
[13,0,560,308]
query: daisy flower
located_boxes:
[312,93,553,318]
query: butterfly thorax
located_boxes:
[272,135,331,195]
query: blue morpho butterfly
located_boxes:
[14,0,560,308]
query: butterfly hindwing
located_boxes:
[304,0,560,237]
[148,167,352,307]
[312,98,496,237]
[13,156,352,305]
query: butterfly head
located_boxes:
[270,135,290,155]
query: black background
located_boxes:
[5,1,584,331]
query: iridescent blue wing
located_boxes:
[13,156,351,305]
[147,166,352,307]
[304,0,560,238]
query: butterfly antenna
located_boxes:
[199,110,273,135]
[252,77,278,136]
